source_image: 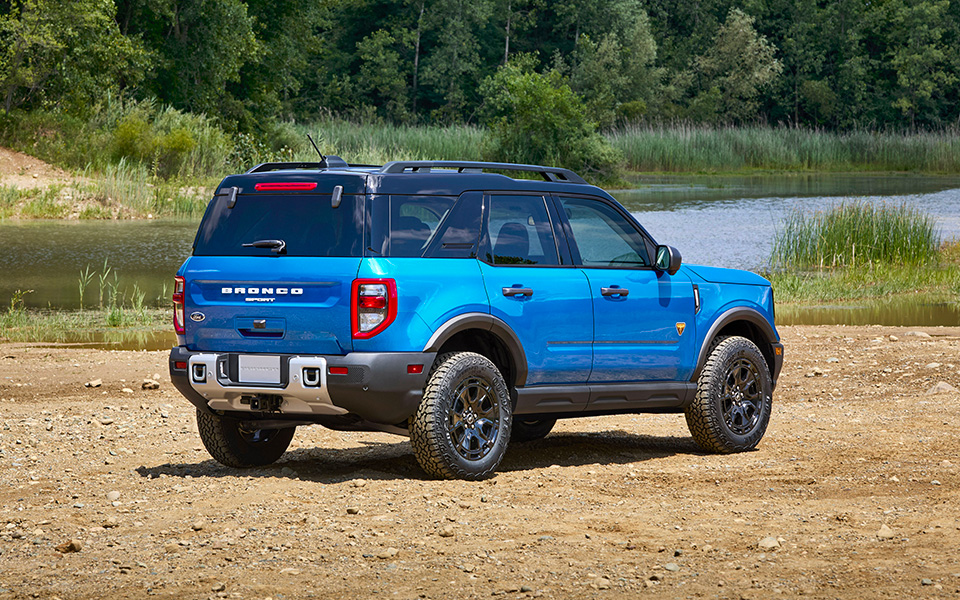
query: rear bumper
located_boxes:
[169,346,435,425]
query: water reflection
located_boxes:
[17,329,176,351]
[778,300,960,327]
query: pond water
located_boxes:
[0,220,195,310]
[614,173,960,271]
[1,174,958,329]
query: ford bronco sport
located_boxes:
[169,158,783,480]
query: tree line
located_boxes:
[1,0,959,132]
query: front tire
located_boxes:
[196,410,295,467]
[410,352,512,480]
[685,336,772,453]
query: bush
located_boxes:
[1,98,232,180]
[479,59,623,184]
[112,114,155,161]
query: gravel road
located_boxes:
[1,325,959,599]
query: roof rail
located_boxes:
[379,161,587,185]
[247,155,350,173]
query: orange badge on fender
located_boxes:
[676,322,686,336]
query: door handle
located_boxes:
[601,287,629,297]
[502,287,533,297]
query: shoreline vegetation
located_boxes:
[766,203,960,306]
[2,113,960,221]
[0,262,172,345]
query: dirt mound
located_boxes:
[0,146,72,189]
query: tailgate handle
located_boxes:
[502,287,533,297]
[238,328,283,338]
[601,287,629,297]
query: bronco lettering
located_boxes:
[221,287,303,296]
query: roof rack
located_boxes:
[247,156,350,173]
[379,161,587,185]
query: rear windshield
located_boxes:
[193,193,364,257]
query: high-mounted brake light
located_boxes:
[172,276,185,334]
[254,182,318,191]
[351,279,397,339]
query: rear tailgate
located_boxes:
[180,256,360,354]
[179,173,366,355]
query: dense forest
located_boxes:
[2,0,959,132]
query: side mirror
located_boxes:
[655,245,682,275]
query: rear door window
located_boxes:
[484,195,560,266]
[388,196,454,257]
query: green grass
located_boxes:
[0,307,169,344]
[772,202,940,269]
[283,120,484,165]
[767,201,958,304]
[609,124,960,173]
[768,258,960,303]
[0,286,170,344]
[0,163,214,221]
[5,110,960,221]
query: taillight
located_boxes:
[351,279,397,339]
[173,276,185,334]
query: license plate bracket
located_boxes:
[238,355,281,384]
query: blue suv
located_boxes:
[169,158,783,480]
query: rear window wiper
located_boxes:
[242,239,287,254]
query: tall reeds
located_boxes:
[772,202,940,269]
[289,120,484,164]
[609,124,960,173]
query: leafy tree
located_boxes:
[233,0,327,122]
[0,0,144,113]
[691,8,782,122]
[357,29,412,122]
[819,0,869,128]
[480,56,621,182]
[420,0,492,121]
[881,0,956,126]
[495,0,540,65]
[567,8,660,127]
[116,0,258,119]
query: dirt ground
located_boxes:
[0,148,73,190]
[1,325,959,600]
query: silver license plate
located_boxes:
[238,355,281,384]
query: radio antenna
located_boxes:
[307,134,325,161]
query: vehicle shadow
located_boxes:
[135,430,702,484]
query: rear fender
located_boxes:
[422,313,528,387]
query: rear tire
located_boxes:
[685,336,772,453]
[410,352,512,480]
[196,410,295,467]
[510,418,556,443]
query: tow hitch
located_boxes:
[242,394,283,412]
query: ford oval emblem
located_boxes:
[189,311,205,322]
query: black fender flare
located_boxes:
[691,307,779,383]
[422,313,529,387]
